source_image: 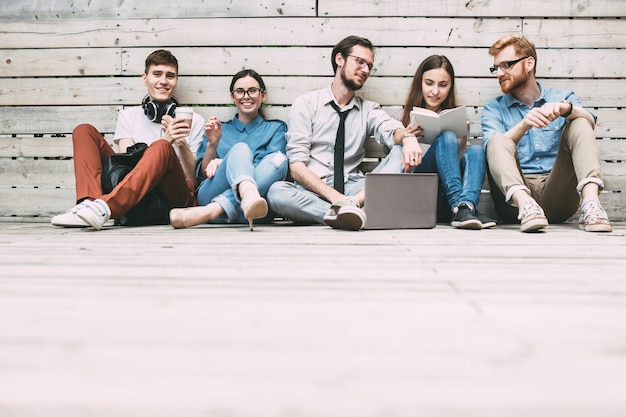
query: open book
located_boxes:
[409,105,468,145]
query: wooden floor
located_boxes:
[1,220,625,417]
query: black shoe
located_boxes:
[451,203,482,230]
[475,209,496,229]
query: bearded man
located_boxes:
[267,36,420,230]
[481,35,611,233]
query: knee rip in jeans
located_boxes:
[268,152,287,168]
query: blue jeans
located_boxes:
[197,142,287,223]
[413,130,486,222]
[267,146,403,224]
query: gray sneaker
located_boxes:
[475,209,497,229]
[517,200,548,233]
[579,200,612,232]
[451,203,482,230]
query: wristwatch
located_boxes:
[561,100,573,118]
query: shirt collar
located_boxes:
[504,81,546,109]
[323,85,361,111]
[230,113,264,132]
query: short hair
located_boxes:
[144,49,178,74]
[400,55,457,127]
[489,35,537,75]
[331,36,375,73]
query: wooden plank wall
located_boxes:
[1,0,625,220]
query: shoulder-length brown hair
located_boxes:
[400,55,457,127]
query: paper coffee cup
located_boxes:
[175,107,194,128]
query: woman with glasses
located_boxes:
[169,69,287,230]
[400,55,495,229]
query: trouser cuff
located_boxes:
[576,177,604,193]
[505,184,531,206]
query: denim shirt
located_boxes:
[195,114,287,179]
[481,82,596,174]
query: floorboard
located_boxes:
[1,222,625,416]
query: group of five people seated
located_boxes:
[51,34,613,234]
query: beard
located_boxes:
[499,68,530,94]
[340,66,365,91]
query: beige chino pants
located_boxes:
[485,118,603,224]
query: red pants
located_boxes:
[72,124,195,219]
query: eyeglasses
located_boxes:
[348,55,377,75]
[231,87,263,99]
[489,56,530,74]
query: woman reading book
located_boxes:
[400,55,495,229]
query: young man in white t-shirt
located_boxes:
[51,49,205,229]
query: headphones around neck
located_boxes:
[142,95,179,123]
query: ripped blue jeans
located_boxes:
[196,142,288,223]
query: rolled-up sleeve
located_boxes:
[285,95,314,164]
[368,104,403,149]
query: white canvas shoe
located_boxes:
[579,200,612,232]
[76,199,111,230]
[51,200,92,227]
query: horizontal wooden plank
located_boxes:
[125,47,626,78]
[0,188,75,217]
[0,137,74,158]
[3,46,625,79]
[3,46,624,79]
[596,138,626,161]
[0,136,116,158]
[0,17,512,48]
[0,0,316,20]
[523,18,626,49]
[0,48,122,77]
[319,0,626,18]
[0,106,121,135]
[0,159,75,187]
[2,77,624,109]
[3,17,624,49]
[7,133,624,162]
[4,0,621,21]
[5,134,625,168]
[372,47,626,79]
[2,106,625,138]
[3,148,625,190]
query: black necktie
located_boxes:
[329,101,351,194]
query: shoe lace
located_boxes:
[582,201,609,223]
[518,200,543,221]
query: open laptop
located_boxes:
[363,173,438,229]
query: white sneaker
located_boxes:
[51,200,92,227]
[517,199,548,233]
[76,199,111,230]
[323,197,366,231]
[579,200,612,232]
